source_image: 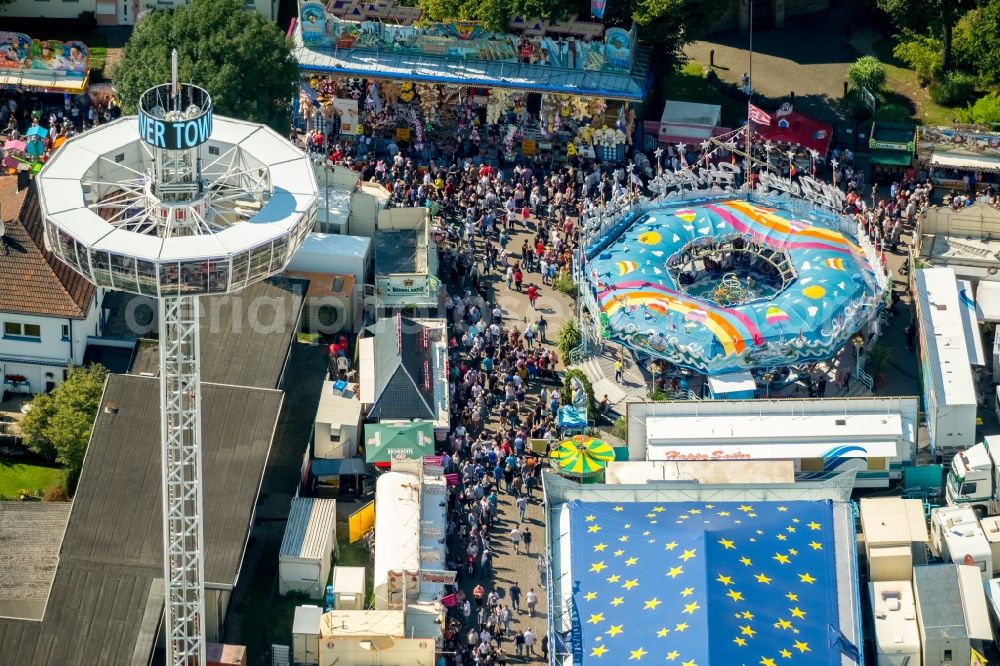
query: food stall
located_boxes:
[869,121,915,183]
[917,126,1000,194]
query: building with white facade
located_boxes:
[0,0,275,27]
[0,186,101,394]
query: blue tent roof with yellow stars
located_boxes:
[568,500,850,666]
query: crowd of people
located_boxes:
[1,90,121,168]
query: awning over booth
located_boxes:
[931,152,1000,173]
[364,420,434,464]
[750,109,834,156]
[870,149,913,166]
[0,70,89,94]
[294,32,650,100]
[657,100,726,144]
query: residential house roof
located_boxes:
[0,501,72,620]
[0,182,95,319]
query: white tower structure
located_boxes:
[36,52,318,665]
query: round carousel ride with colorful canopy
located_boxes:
[582,196,887,374]
[550,434,616,481]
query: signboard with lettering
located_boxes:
[377,275,428,296]
[138,106,213,151]
[658,450,752,461]
[871,140,912,151]
[420,569,457,585]
[395,127,411,141]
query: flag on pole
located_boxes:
[366,83,382,114]
[616,103,625,131]
[748,104,772,126]
[591,0,606,19]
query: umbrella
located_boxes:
[25,125,49,139]
[550,434,615,476]
[3,139,26,152]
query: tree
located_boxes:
[417,0,726,54]
[19,365,108,494]
[959,92,1000,125]
[876,0,976,71]
[113,0,299,131]
[848,56,887,93]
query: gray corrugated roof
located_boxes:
[279,497,337,561]
[0,502,71,620]
[913,564,967,640]
[0,374,283,665]
[130,277,307,389]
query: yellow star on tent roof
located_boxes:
[773,553,791,565]
[622,578,639,590]
[809,541,823,550]
[590,561,608,573]
[611,596,624,607]
[726,590,744,602]
[807,521,821,530]
[680,587,695,597]
[740,556,753,566]
[779,648,792,659]
[629,647,648,660]
[644,597,662,610]
[777,506,788,512]
[666,651,680,661]
[739,505,754,513]
[683,601,700,614]
[789,607,806,619]
[682,660,697,666]
[760,657,777,666]
[741,611,754,620]
[667,566,684,578]
[614,506,624,511]
[586,515,596,522]
[719,538,736,549]
[657,628,670,638]
[588,525,602,533]
[674,622,689,632]
[734,637,747,647]
[793,640,811,653]
[717,574,733,585]
[607,625,624,637]
[594,543,608,552]
[755,573,772,584]
[786,592,798,602]
[626,557,639,566]
[740,625,756,638]
[680,549,697,561]
[588,612,605,624]
[614,549,626,557]
[665,541,679,550]
[798,572,817,584]
[591,645,609,657]
[584,591,598,601]
[774,618,792,630]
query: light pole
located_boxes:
[763,370,774,399]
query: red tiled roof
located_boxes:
[0,178,95,319]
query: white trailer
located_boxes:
[930,506,993,579]
[314,381,363,459]
[292,605,323,665]
[914,268,979,459]
[860,497,930,582]
[279,497,338,598]
[869,580,921,666]
[913,564,992,666]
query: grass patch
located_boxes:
[663,61,748,128]
[0,456,65,499]
[871,37,957,125]
[336,521,375,607]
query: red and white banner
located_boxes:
[748,104,772,126]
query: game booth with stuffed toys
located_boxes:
[291,0,651,167]
[1,31,94,176]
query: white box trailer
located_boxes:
[914,268,979,459]
[860,497,930,582]
[930,506,993,579]
[288,233,371,287]
[279,498,338,598]
[913,564,992,666]
[314,382,363,459]
[869,580,921,666]
[292,605,323,665]
[331,565,366,610]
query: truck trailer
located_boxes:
[914,268,979,459]
[946,435,1000,518]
